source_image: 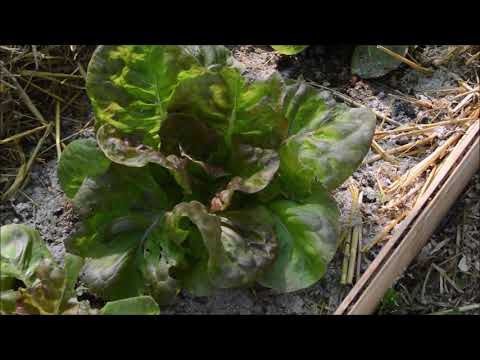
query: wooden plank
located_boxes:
[349,135,479,314]
[335,121,479,315]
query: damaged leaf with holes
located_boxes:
[57,45,376,305]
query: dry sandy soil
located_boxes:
[1,45,478,314]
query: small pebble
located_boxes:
[395,136,410,146]
[420,116,431,124]
[458,256,470,272]
[392,99,417,120]
[366,177,375,187]
[364,191,377,203]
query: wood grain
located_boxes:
[335,121,479,315]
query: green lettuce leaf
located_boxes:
[57,139,187,304]
[0,224,162,315]
[0,224,53,290]
[58,138,111,199]
[271,46,309,55]
[63,158,185,304]
[65,45,378,300]
[279,82,376,196]
[0,290,19,314]
[86,45,232,145]
[258,187,340,292]
[163,201,278,295]
[67,169,179,303]
[351,45,409,79]
[100,296,160,315]
[169,68,287,150]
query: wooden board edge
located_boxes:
[348,135,479,314]
[334,121,479,315]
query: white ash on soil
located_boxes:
[0,160,77,264]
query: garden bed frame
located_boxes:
[335,120,479,314]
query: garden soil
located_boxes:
[1,45,478,314]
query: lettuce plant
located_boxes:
[271,45,309,55]
[0,224,159,315]
[351,46,409,79]
[271,45,410,79]
[57,45,376,305]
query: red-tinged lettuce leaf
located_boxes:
[0,225,90,315]
[271,45,309,55]
[258,186,340,292]
[179,146,229,180]
[100,295,160,315]
[16,254,84,315]
[279,81,376,196]
[57,254,84,312]
[0,223,163,315]
[211,144,280,212]
[163,202,277,295]
[97,123,192,193]
[0,224,91,315]
[162,201,221,296]
[14,253,160,314]
[215,207,278,287]
[58,138,111,199]
[0,224,53,290]
[351,46,409,79]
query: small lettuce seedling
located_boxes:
[0,224,159,315]
[271,45,309,55]
[57,45,376,305]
